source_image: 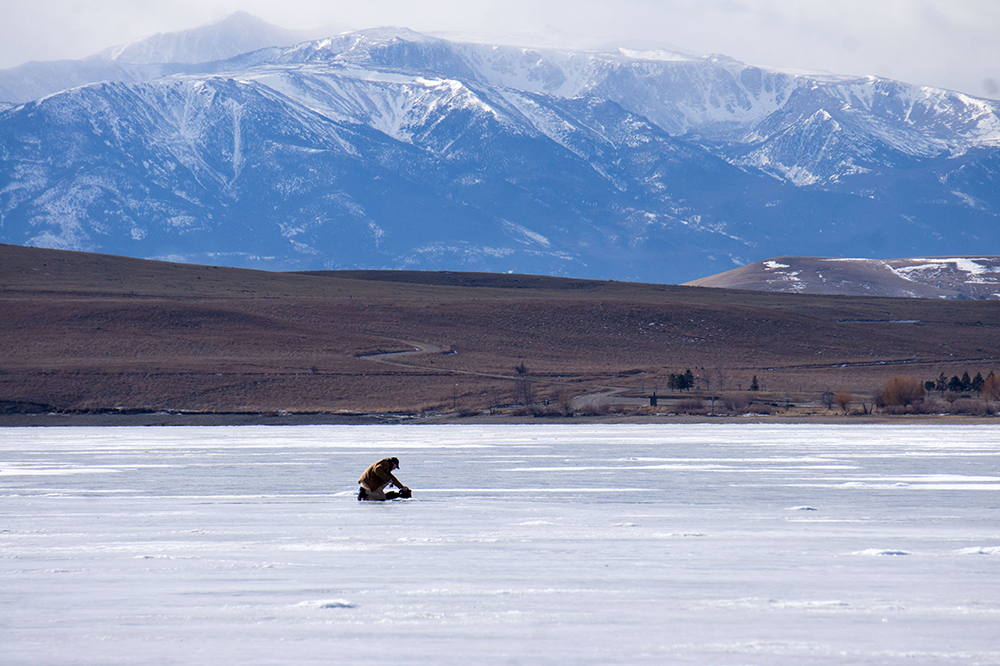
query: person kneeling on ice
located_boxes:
[358,457,411,501]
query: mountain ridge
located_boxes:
[1,15,998,284]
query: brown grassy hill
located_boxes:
[2,243,999,416]
[687,256,1000,299]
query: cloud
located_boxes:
[1,0,998,99]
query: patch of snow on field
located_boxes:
[2,423,1000,665]
[893,257,997,282]
[759,260,805,290]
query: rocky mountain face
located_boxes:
[2,18,999,284]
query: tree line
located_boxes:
[879,371,1000,409]
[924,371,992,396]
[666,369,760,392]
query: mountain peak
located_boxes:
[94,12,320,65]
[212,10,265,27]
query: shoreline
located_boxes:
[1,410,996,427]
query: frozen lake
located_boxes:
[2,423,999,664]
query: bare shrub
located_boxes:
[720,394,749,413]
[881,399,942,415]
[833,390,852,413]
[514,363,533,406]
[983,372,1000,401]
[576,403,609,416]
[530,404,571,418]
[879,376,925,407]
[950,399,989,416]
[676,398,705,414]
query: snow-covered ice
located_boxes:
[2,423,999,664]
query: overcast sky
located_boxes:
[2,0,998,99]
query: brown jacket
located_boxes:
[359,458,397,490]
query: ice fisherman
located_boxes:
[358,457,411,501]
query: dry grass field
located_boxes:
[2,243,999,419]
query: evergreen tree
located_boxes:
[972,372,985,395]
[936,373,948,394]
[961,371,972,391]
[749,375,760,392]
[948,375,963,393]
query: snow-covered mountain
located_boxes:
[0,13,326,105]
[94,11,325,65]
[2,16,999,283]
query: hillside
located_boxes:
[3,244,999,418]
[687,256,1000,299]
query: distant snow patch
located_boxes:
[891,258,998,286]
[166,215,197,229]
[763,261,790,269]
[952,190,984,210]
[821,258,873,262]
[897,258,990,275]
[502,220,551,247]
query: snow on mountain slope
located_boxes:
[2,20,1000,283]
[1,63,770,278]
[454,42,1000,152]
[248,66,512,145]
[1,77,382,253]
[205,28,1000,228]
